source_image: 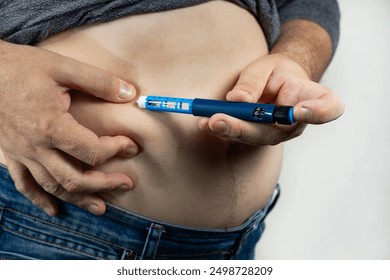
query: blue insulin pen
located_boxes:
[137,95,295,125]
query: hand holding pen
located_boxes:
[197,54,344,146]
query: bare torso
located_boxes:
[0,1,283,228]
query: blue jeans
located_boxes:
[0,164,279,260]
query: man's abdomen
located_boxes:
[19,1,283,227]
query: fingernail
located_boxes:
[43,207,55,216]
[119,80,136,100]
[88,204,101,215]
[121,146,138,157]
[300,108,312,122]
[119,184,132,191]
[213,121,229,135]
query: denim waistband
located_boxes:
[0,163,279,259]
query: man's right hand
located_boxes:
[0,40,139,216]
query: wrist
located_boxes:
[270,19,333,81]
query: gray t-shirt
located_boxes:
[0,0,340,53]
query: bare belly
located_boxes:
[0,1,283,227]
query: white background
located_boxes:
[256,0,390,259]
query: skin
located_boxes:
[0,40,139,215]
[200,19,344,143]
[0,1,343,226]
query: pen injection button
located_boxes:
[273,106,295,125]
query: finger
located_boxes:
[49,112,137,166]
[24,160,107,215]
[279,80,345,124]
[37,148,133,193]
[116,140,139,158]
[226,58,274,103]
[53,56,136,102]
[294,92,345,124]
[264,72,302,106]
[264,75,344,124]
[5,157,58,216]
[199,114,306,146]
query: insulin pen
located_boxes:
[137,95,295,125]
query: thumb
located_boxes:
[54,56,136,103]
[294,93,345,125]
[226,58,273,103]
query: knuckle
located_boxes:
[48,113,86,151]
[22,118,57,153]
[34,116,62,148]
[41,181,62,196]
[63,178,83,193]
[24,141,38,154]
[236,79,258,94]
[230,126,245,139]
[225,122,264,146]
[224,122,244,140]
[36,118,56,140]
[33,165,63,194]
[94,71,113,99]
[90,149,104,166]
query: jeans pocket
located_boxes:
[0,207,126,260]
